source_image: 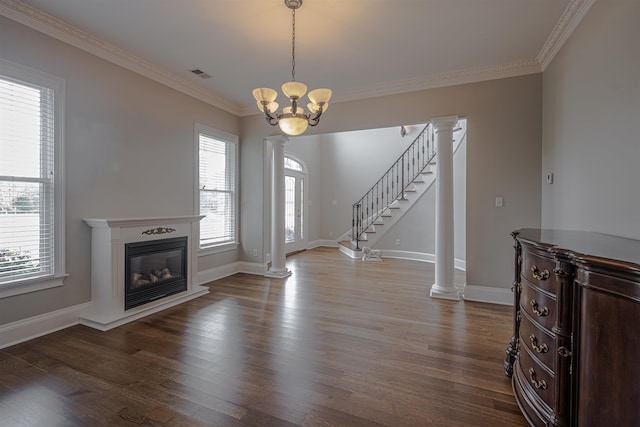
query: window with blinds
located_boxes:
[196,125,238,251]
[0,60,65,293]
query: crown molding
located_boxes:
[238,58,541,114]
[241,58,541,115]
[537,0,597,70]
[0,0,243,115]
[2,0,587,117]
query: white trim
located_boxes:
[241,59,541,115]
[0,274,67,299]
[0,302,91,349]
[79,287,209,331]
[307,239,339,249]
[1,0,593,115]
[537,0,597,70]
[463,284,513,306]
[197,261,268,285]
[0,0,242,115]
[359,249,467,271]
[194,124,239,252]
[0,58,67,297]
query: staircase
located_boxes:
[339,122,465,258]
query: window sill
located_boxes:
[198,242,239,257]
[0,274,68,299]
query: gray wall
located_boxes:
[1,12,544,327]
[244,74,542,291]
[0,16,240,325]
[542,0,639,237]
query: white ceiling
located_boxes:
[3,0,589,116]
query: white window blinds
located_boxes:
[198,129,237,249]
[0,76,56,285]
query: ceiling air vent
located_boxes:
[190,69,211,79]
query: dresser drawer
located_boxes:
[521,282,556,331]
[521,249,556,294]
[519,312,556,370]
[517,344,556,409]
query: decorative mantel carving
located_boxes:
[142,227,176,235]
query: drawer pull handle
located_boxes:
[531,266,550,280]
[558,346,572,358]
[528,368,548,390]
[529,334,549,353]
[530,300,549,316]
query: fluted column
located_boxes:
[430,115,460,300]
[265,136,292,278]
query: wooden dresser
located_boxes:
[504,229,640,427]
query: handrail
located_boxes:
[351,123,435,249]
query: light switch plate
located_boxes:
[546,173,554,184]
[495,196,503,207]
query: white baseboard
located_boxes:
[307,239,338,249]
[237,261,268,275]
[379,250,466,271]
[463,284,513,306]
[0,302,92,350]
[197,261,268,286]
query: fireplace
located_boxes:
[125,236,187,310]
[81,216,208,331]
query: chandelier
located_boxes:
[252,0,332,136]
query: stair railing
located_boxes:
[351,123,435,249]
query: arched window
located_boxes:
[284,157,303,171]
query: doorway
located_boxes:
[284,156,306,254]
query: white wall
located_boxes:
[287,124,435,247]
[0,16,240,325]
[542,0,640,237]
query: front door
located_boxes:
[284,157,306,254]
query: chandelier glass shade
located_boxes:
[252,0,331,136]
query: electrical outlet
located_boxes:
[495,196,503,207]
[253,249,258,257]
[395,239,401,246]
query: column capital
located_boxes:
[266,135,289,146]
[431,115,459,132]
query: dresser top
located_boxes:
[514,228,640,269]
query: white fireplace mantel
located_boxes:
[81,215,208,331]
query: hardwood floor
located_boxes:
[0,248,526,426]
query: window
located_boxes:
[284,157,303,171]
[0,59,66,297]
[195,124,238,252]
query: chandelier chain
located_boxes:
[291,8,296,82]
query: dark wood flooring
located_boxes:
[0,247,526,426]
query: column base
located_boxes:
[264,268,292,279]
[430,284,461,301]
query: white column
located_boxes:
[430,115,460,300]
[265,136,292,278]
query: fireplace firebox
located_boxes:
[124,236,187,310]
